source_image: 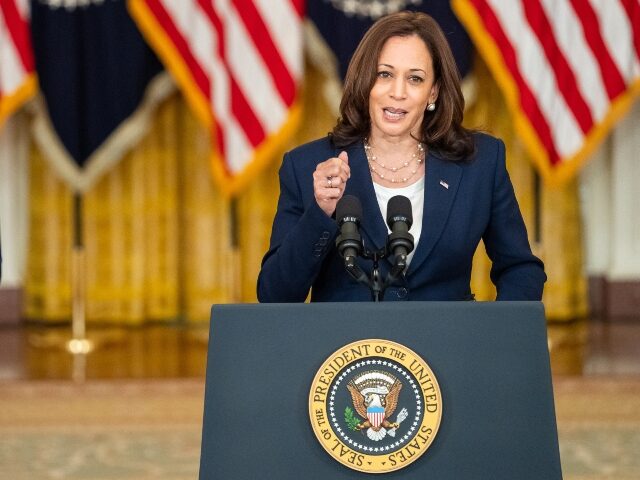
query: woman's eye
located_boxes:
[409,76,424,83]
[377,71,391,78]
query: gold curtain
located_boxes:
[25,94,237,324]
[24,56,586,324]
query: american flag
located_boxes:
[128,0,304,195]
[0,0,36,126]
[452,0,640,184]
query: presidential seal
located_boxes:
[309,339,442,473]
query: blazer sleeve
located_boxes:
[482,139,546,300]
[257,152,339,302]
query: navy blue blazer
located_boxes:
[257,133,545,302]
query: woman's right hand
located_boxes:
[313,151,350,217]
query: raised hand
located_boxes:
[313,151,350,216]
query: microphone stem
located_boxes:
[370,255,384,302]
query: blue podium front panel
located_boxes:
[199,302,562,480]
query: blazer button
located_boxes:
[397,287,408,299]
[321,231,330,239]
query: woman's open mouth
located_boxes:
[383,107,407,121]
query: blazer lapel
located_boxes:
[342,142,388,252]
[407,153,463,275]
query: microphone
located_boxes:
[335,195,363,267]
[386,195,414,277]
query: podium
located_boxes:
[199,302,562,479]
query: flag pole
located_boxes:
[67,192,93,357]
[28,191,126,380]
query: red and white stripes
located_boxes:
[0,0,35,125]
[129,0,304,192]
[454,0,640,182]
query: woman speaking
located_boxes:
[257,11,545,303]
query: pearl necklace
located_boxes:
[364,138,425,184]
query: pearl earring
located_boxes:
[427,103,436,111]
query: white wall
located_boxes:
[0,112,30,287]
[580,100,640,281]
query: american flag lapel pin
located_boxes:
[439,180,449,189]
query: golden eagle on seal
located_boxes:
[347,370,408,441]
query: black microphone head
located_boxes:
[386,195,413,229]
[336,195,362,226]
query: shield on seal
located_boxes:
[367,406,385,428]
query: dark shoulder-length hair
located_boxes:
[331,11,475,160]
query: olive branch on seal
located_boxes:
[344,406,360,431]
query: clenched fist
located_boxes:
[313,151,350,216]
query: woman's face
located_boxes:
[368,35,437,142]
